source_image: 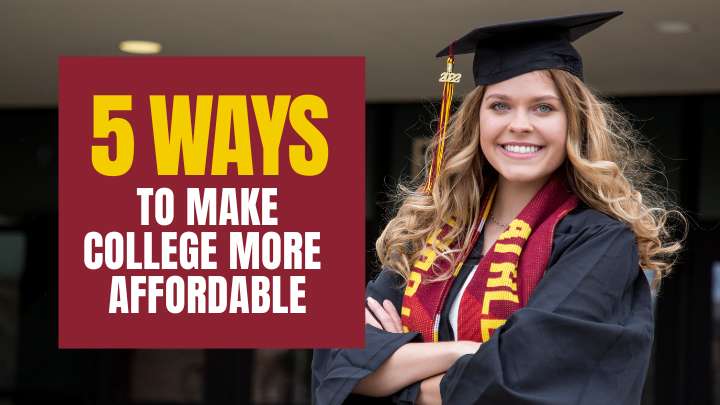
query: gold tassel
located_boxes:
[424,55,461,193]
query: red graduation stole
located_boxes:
[401,173,578,342]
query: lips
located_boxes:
[498,142,544,159]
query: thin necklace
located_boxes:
[488,214,509,228]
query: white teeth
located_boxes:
[503,144,540,154]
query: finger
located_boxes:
[367,297,398,333]
[365,307,382,329]
[383,299,403,332]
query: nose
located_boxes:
[509,111,533,133]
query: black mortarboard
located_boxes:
[436,11,623,86]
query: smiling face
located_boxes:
[479,70,568,187]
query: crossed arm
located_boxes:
[352,297,481,404]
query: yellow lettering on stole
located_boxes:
[401,308,411,333]
[498,219,532,240]
[480,318,506,342]
[494,243,522,255]
[426,227,443,245]
[473,220,528,341]
[487,262,518,291]
[414,247,437,271]
[427,227,452,251]
[414,221,456,271]
[404,272,422,296]
[481,290,519,314]
[405,219,458,301]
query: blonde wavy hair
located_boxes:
[375,68,686,293]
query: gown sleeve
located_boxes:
[311,269,424,405]
[439,221,654,405]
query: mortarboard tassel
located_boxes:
[424,44,461,194]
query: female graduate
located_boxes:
[311,10,685,405]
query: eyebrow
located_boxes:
[485,93,560,102]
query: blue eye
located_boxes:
[490,102,509,111]
[536,104,554,113]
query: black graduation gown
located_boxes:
[310,205,654,404]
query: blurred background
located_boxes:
[1,0,719,404]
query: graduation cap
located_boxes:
[423,11,623,192]
[436,10,623,85]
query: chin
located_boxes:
[497,168,551,185]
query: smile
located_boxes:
[498,143,544,158]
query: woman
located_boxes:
[312,11,684,405]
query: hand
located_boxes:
[365,296,403,333]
